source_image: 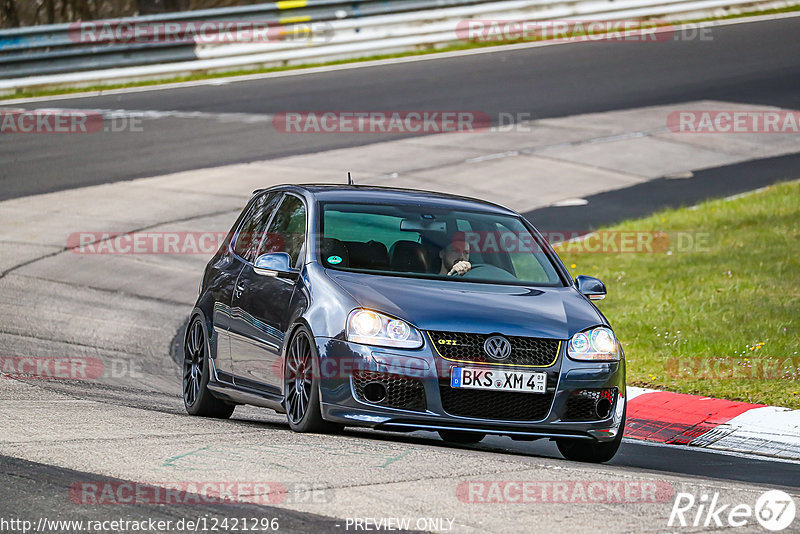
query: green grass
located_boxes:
[555,180,800,408]
[3,4,799,101]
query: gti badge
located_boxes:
[484,335,511,361]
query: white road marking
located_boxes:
[85,108,274,123]
[0,106,276,125]
[626,386,658,401]
[664,171,694,179]
[465,150,520,163]
[551,198,589,207]
[688,183,779,209]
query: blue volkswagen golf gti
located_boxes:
[184,184,626,462]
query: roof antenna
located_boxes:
[347,171,354,185]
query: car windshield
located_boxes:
[320,202,564,286]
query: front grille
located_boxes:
[352,370,426,412]
[438,383,555,421]
[428,331,560,366]
[563,388,617,421]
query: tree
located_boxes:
[137,0,189,14]
[1,0,20,28]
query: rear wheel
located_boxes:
[438,430,486,444]
[183,316,235,419]
[284,326,342,433]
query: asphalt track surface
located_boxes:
[3,374,800,532]
[1,17,800,200]
[1,454,348,534]
[4,159,793,530]
[1,15,800,533]
[522,152,800,231]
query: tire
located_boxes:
[183,316,235,419]
[284,326,342,433]
[438,430,486,444]
[557,406,625,463]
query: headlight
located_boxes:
[567,327,619,361]
[347,309,423,349]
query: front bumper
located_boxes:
[314,336,626,442]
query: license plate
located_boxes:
[450,367,546,393]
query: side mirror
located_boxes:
[575,275,606,301]
[254,252,297,278]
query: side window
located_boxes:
[260,195,306,267]
[495,221,548,281]
[232,193,280,262]
[455,218,483,265]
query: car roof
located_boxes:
[256,184,518,215]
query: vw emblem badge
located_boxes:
[484,335,511,361]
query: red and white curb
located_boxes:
[625,387,800,461]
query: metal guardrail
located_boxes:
[0,0,794,91]
[0,0,503,78]
[0,0,367,51]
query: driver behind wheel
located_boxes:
[439,232,471,276]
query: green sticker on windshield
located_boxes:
[327,255,342,265]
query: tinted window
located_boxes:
[322,203,563,286]
[494,221,550,282]
[261,195,306,266]
[322,210,407,251]
[232,193,280,262]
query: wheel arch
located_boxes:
[186,307,218,362]
[281,317,316,377]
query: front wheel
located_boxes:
[183,316,235,419]
[284,326,341,433]
[557,406,625,463]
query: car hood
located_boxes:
[326,270,605,339]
